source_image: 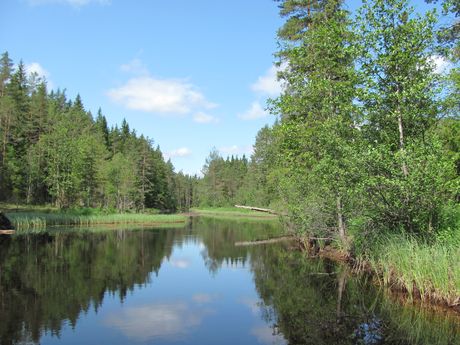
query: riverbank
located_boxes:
[300,234,460,313]
[190,207,279,221]
[2,206,188,232]
[0,204,282,233]
[363,235,460,311]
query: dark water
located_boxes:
[0,217,459,345]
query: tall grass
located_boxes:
[365,234,460,305]
[7,212,187,232]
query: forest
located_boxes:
[0,54,183,212]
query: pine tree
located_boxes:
[0,52,13,97]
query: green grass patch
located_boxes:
[364,234,460,306]
[7,211,187,232]
[191,207,278,221]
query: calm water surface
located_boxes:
[0,217,459,345]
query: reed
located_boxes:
[365,234,460,306]
[7,212,187,231]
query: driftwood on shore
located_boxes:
[235,236,293,246]
[234,205,280,215]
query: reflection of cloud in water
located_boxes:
[251,325,286,345]
[105,302,207,341]
[170,258,191,269]
[239,297,261,316]
[192,293,219,304]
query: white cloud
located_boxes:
[169,258,191,269]
[28,0,110,6]
[24,62,54,89]
[120,58,149,76]
[251,65,282,96]
[164,147,192,160]
[105,302,207,341]
[108,76,216,114]
[219,145,253,156]
[25,62,49,79]
[238,101,269,120]
[193,112,218,124]
[430,55,452,74]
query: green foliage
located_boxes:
[197,148,249,207]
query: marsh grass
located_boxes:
[7,212,187,232]
[365,234,460,306]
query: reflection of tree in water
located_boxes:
[0,229,180,345]
[249,245,460,345]
[194,217,283,274]
[1,221,459,345]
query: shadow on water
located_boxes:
[249,245,460,345]
[0,217,458,345]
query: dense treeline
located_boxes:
[197,0,459,246]
[0,53,182,212]
[189,125,280,208]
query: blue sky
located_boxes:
[0,0,441,175]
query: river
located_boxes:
[0,217,458,345]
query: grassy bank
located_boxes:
[191,207,279,221]
[2,205,280,233]
[190,207,278,219]
[361,235,460,307]
[5,210,188,232]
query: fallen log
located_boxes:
[235,236,293,246]
[0,230,15,235]
[234,205,279,215]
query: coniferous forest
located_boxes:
[0,54,182,212]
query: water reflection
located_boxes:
[0,218,458,345]
[249,245,460,345]
[251,324,286,345]
[105,302,211,341]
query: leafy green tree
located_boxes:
[356,0,456,235]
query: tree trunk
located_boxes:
[396,83,408,177]
[1,114,10,166]
[336,195,346,244]
[398,113,409,177]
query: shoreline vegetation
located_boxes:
[300,233,460,313]
[1,205,188,232]
[0,205,280,233]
